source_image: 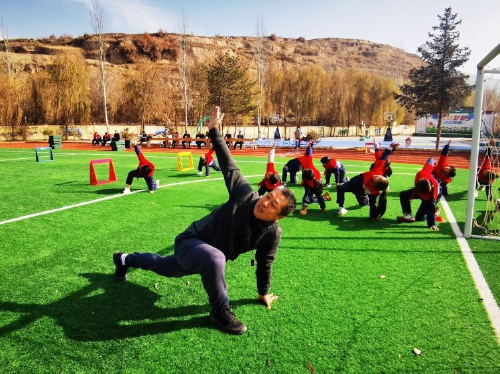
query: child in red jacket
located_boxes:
[433,140,456,196]
[123,145,158,194]
[336,143,398,219]
[257,147,281,196]
[476,138,498,200]
[197,148,221,177]
[398,158,441,231]
[299,142,328,215]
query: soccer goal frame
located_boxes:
[464,43,500,240]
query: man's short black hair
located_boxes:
[447,166,457,178]
[275,186,296,217]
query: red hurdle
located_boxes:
[90,158,117,185]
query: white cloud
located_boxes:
[70,0,177,34]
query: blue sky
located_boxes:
[1,0,499,75]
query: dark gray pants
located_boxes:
[126,237,229,310]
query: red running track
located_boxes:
[1,141,473,168]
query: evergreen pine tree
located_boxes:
[206,53,256,128]
[394,7,474,149]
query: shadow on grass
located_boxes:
[0,272,250,341]
[442,190,468,202]
[54,181,80,186]
[95,188,126,194]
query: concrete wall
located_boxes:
[0,123,416,141]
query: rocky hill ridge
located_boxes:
[4,32,422,80]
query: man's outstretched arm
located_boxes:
[207,106,253,197]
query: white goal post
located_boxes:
[464,43,500,239]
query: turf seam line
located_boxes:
[441,197,500,343]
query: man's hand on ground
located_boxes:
[258,293,279,309]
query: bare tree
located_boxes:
[0,17,12,80]
[255,18,267,139]
[89,0,110,133]
[179,11,189,132]
[121,59,166,131]
[46,55,90,131]
[0,19,26,140]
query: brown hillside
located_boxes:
[3,32,422,80]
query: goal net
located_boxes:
[471,134,500,236]
[464,43,500,240]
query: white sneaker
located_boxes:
[122,188,131,195]
[397,214,415,223]
[338,207,348,216]
[155,180,160,188]
[197,171,203,176]
[325,184,331,188]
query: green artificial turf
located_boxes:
[1,146,499,374]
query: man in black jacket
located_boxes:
[113,106,296,335]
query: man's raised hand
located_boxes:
[208,106,224,130]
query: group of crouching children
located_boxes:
[255,138,497,232]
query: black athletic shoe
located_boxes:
[113,252,129,282]
[209,305,248,335]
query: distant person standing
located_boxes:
[274,127,281,142]
[294,127,302,150]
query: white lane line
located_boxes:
[0,175,262,226]
[441,198,500,343]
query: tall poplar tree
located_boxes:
[394,7,473,149]
[90,0,110,133]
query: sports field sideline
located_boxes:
[1,143,500,373]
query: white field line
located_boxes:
[0,175,262,226]
[440,197,500,343]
